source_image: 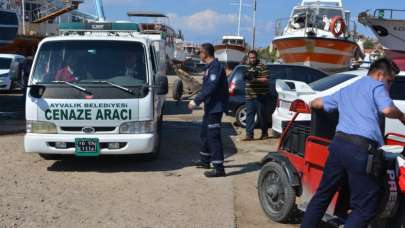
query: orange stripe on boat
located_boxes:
[273,38,357,52]
[281,53,352,65]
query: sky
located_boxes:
[78,0,404,48]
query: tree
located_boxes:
[363,39,375,49]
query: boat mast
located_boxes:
[95,0,105,22]
[22,0,25,35]
[237,0,242,36]
[252,0,256,49]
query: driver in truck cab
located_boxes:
[301,58,405,228]
[55,56,80,82]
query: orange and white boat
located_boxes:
[215,36,247,64]
[273,0,359,73]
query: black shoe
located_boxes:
[240,136,254,142]
[191,160,210,169]
[260,134,269,140]
[204,169,226,178]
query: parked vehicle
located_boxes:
[273,69,405,135]
[258,99,405,227]
[0,54,25,92]
[227,64,328,128]
[10,21,168,160]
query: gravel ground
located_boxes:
[0,78,323,228]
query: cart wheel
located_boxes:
[235,105,258,128]
[258,161,296,222]
[172,79,184,101]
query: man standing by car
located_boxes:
[188,43,229,178]
[301,58,405,228]
[242,50,270,141]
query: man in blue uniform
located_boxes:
[188,43,229,178]
[301,58,405,228]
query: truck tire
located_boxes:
[172,79,183,101]
[258,161,296,222]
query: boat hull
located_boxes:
[0,35,42,56]
[273,37,358,73]
[359,16,405,53]
[385,49,405,71]
[214,44,246,64]
[0,9,18,47]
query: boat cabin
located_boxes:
[287,0,349,33]
[222,36,246,47]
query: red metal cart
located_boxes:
[258,99,405,227]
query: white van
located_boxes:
[11,22,168,159]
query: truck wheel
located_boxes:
[235,105,258,128]
[258,161,296,222]
[172,79,183,101]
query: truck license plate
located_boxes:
[75,138,100,156]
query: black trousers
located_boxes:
[200,112,224,169]
[301,137,382,228]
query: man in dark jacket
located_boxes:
[188,43,229,177]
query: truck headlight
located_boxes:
[27,121,57,134]
[119,121,154,134]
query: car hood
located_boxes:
[0,69,10,75]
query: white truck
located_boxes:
[11,21,168,159]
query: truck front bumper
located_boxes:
[25,133,156,155]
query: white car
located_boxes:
[0,54,25,92]
[272,69,405,135]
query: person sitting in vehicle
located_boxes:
[55,56,79,82]
[124,52,145,80]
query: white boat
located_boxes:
[272,0,359,73]
[215,35,247,64]
[358,9,405,71]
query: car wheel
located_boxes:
[235,105,258,128]
[172,79,183,101]
[258,161,296,222]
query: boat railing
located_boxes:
[275,16,325,37]
[275,15,357,39]
[373,9,405,20]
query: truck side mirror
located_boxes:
[9,61,22,81]
[29,84,46,99]
[156,75,168,95]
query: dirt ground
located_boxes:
[0,78,300,228]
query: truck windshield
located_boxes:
[31,41,148,86]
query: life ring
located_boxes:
[329,16,346,37]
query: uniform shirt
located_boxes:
[245,62,269,100]
[194,59,229,114]
[323,76,394,147]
